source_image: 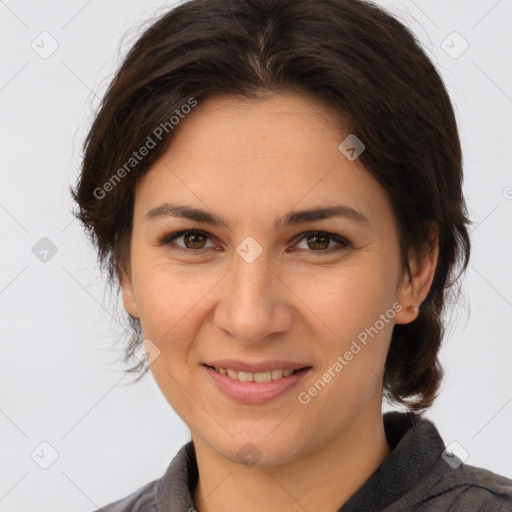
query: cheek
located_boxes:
[131,270,216,413]
[292,256,399,340]
[132,263,217,420]
[132,253,215,338]
[296,257,398,399]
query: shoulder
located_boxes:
[409,461,512,511]
[87,441,197,512]
[88,479,159,512]
[381,412,512,512]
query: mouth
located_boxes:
[204,364,302,382]
[202,362,312,404]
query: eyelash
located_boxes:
[159,229,353,255]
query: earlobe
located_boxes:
[395,226,439,325]
[120,272,139,319]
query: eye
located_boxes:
[292,231,352,253]
[160,229,352,254]
[161,230,216,251]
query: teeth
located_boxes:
[272,369,283,380]
[211,366,298,382]
[238,371,253,382]
[254,371,272,383]
[227,369,238,379]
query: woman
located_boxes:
[71,0,512,510]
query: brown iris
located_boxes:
[306,234,330,250]
[183,232,208,249]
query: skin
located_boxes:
[120,92,438,512]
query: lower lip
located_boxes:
[203,365,311,404]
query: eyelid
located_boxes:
[291,231,353,252]
[160,229,216,249]
[160,229,353,254]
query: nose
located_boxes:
[213,248,294,345]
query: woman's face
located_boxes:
[121,93,422,466]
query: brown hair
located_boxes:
[71,0,471,412]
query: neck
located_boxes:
[192,407,391,512]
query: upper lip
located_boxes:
[203,360,311,373]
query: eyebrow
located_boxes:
[144,202,369,229]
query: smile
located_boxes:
[203,363,312,404]
[207,365,298,382]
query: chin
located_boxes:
[203,427,308,468]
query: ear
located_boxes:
[394,225,439,325]
[120,270,139,319]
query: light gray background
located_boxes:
[1,0,511,510]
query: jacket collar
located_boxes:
[154,412,447,511]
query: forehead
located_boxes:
[133,93,394,233]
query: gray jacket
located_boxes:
[92,412,512,511]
